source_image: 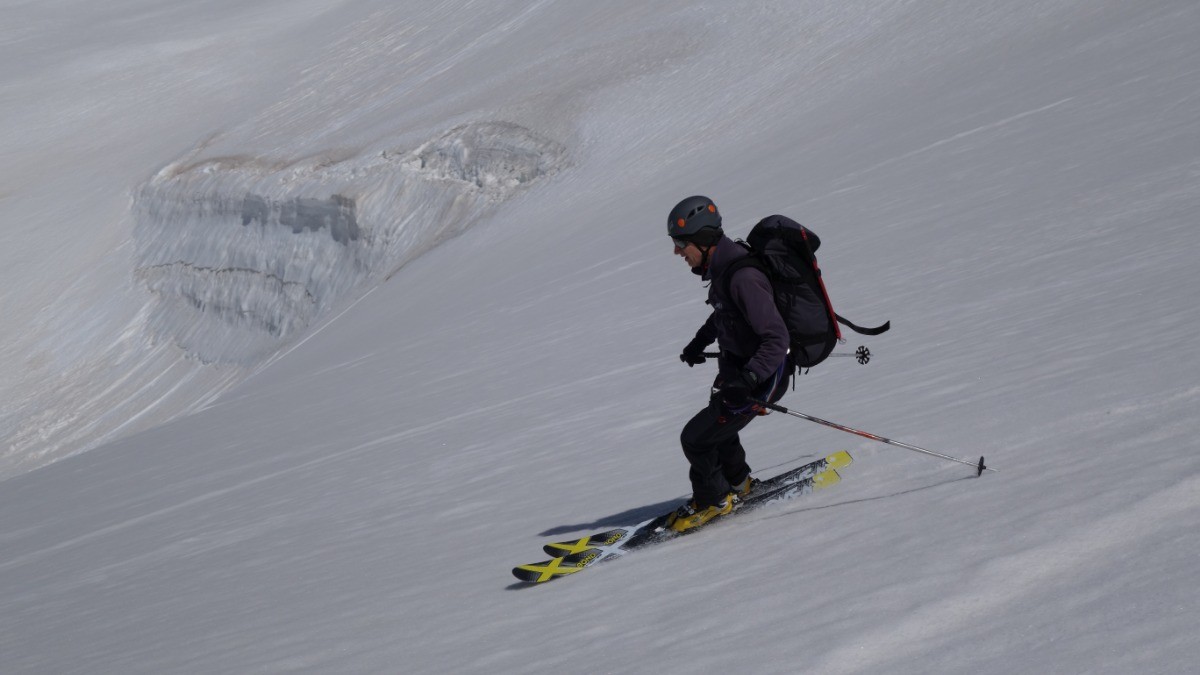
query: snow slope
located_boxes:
[2,0,1199,672]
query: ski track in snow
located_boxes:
[834,97,1077,185]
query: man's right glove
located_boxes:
[719,369,760,407]
[679,337,709,367]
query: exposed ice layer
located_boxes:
[410,122,568,192]
[133,122,565,364]
[241,194,360,244]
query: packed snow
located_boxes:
[2,0,1198,672]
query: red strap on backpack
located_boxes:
[800,227,842,341]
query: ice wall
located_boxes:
[133,121,565,364]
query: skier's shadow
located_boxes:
[538,498,685,537]
[536,454,820,537]
[540,471,975,536]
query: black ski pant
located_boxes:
[680,398,758,507]
[680,370,789,507]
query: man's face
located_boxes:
[674,240,705,268]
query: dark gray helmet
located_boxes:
[667,195,722,242]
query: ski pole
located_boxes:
[703,346,873,365]
[752,399,993,476]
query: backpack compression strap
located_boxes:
[835,314,890,336]
[794,227,890,337]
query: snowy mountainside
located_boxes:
[0,118,564,473]
[2,0,588,474]
[2,0,1200,673]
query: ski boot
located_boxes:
[666,494,734,533]
[731,475,760,500]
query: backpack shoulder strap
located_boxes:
[719,244,767,299]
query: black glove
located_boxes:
[720,370,760,406]
[679,337,710,367]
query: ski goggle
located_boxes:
[672,237,693,250]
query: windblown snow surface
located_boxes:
[2,0,1199,672]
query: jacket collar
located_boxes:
[701,235,742,281]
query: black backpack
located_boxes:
[723,215,889,370]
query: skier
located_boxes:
[666,195,791,533]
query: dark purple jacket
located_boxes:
[694,236,789,382]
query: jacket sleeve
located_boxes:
[693,312,718,345]
[729,268,789,381]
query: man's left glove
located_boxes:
[720,369,760,406]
